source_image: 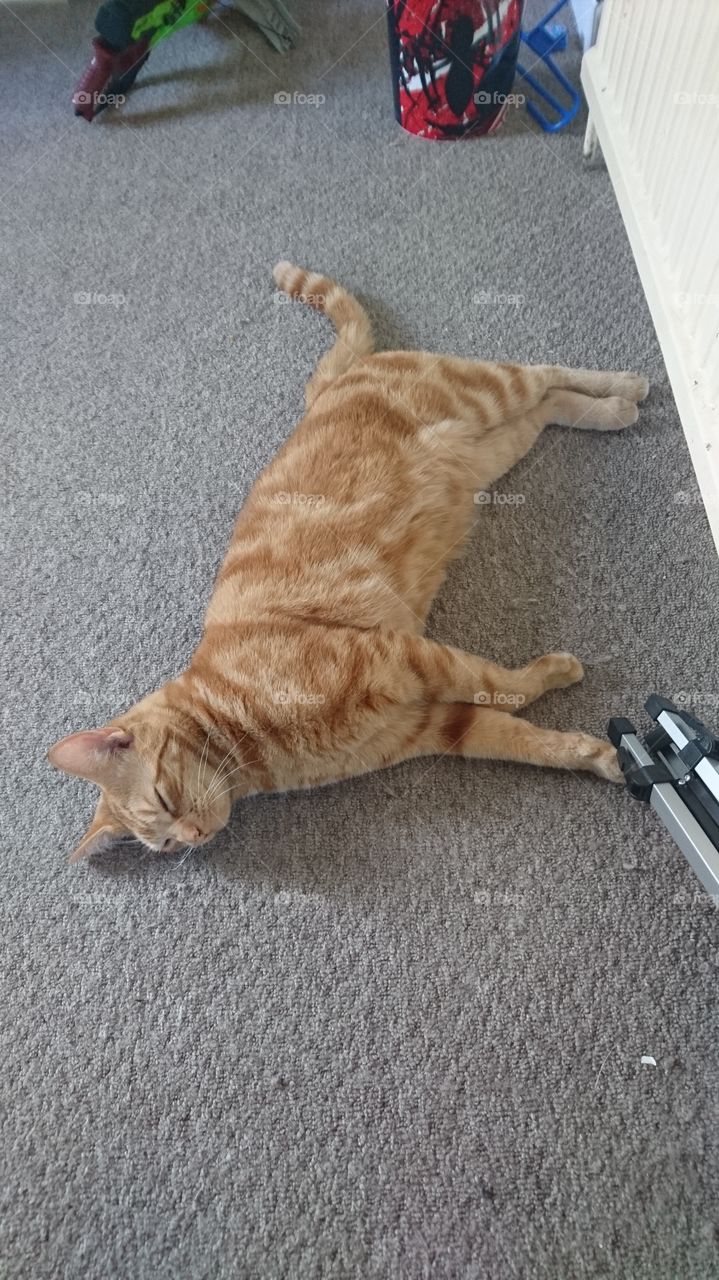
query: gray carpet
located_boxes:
[1,2,718,1276]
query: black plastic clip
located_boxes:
[608,717,635,748]
[676,730,718,771]
[622,760,675,803]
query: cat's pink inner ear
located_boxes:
[47,727,133,781]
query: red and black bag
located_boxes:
[387,0,524,139]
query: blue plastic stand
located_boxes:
[516,0,581,132]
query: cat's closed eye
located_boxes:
[154,787,174,815]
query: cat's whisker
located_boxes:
[175,843,196,869]
[203,764,261,806]
[193,718,256,808]
[201,726,255,803]
[198,730,212,796]
[201,742,240,805]
[203,758,251,804]
[204,765,245,803]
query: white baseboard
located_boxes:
[582,47,719,557]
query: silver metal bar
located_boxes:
[652,785,719,902]
[618,730,719,901]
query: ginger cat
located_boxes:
[48,262,648,863]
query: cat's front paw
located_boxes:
[591,743,624,783]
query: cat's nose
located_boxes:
[178,823,204,844]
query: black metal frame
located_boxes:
[609,697,719,901]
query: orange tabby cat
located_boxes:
[48,262,648,862]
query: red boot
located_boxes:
[72,36,150,121]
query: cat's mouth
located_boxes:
[134,836,198,854]
[158,838,185,854]
[154,830,217,854]
[123,825,219,854]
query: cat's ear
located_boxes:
[68,800,128,864]
[47,727,133,783]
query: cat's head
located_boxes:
[47,693,234,863]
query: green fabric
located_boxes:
[131,0,211,47]
[130,0,298,50]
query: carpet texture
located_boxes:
[1,2,718,1277]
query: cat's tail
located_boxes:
[273,260,374,405]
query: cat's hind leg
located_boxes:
[539,387,641,431]
[463,378,647,493]
[394,633,586,712]
[545,365,649,403]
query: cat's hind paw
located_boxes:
[612,371,650,402]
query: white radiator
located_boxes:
[581,0,719,553]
